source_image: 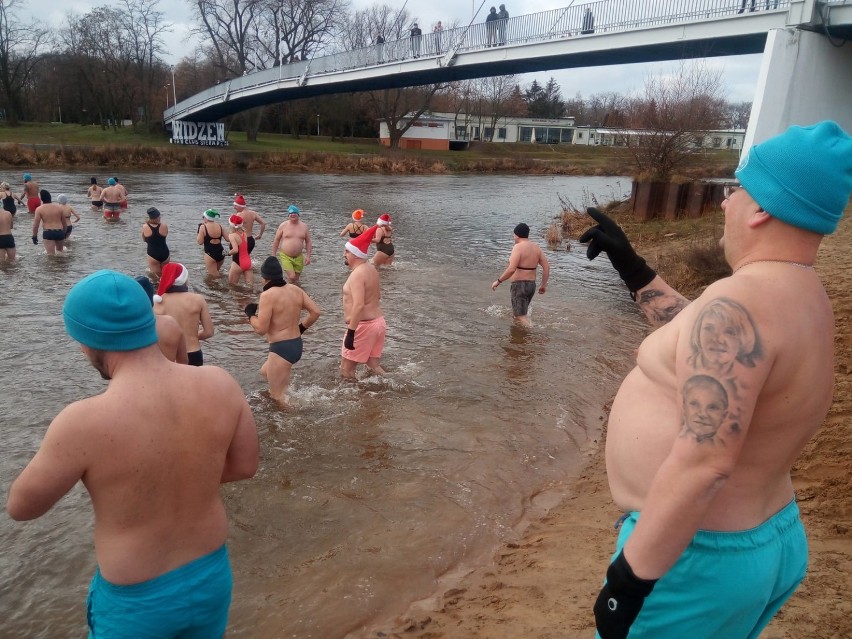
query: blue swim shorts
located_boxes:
[597,500,807,639]
[87,545,232,639]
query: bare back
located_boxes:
[101,185,122,204]
[0,209,12,234]
[155,315,188,363]
[343,262,382,323]
[154,292,213,352]
[34,203,65,230]
[607,264,834,530]
[509,241,545,282]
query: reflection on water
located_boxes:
[0,170,647,638]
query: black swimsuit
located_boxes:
[376,228,394,256]
[144,222,170,263]
[348,223,367,238]
[2,193,16,215]
[201,224,226,262]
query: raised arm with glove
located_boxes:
[578,207,657,296]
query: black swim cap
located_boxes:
[91,177,97,184]
[147,207,161,219]
[514,223,530,238]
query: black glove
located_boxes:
[594,551,657,639]
[32,235,38,245]
[244,303,258,318]
[344,328,356,350]
[299,323,307,334]
[578,208,656,294]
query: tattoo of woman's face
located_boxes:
[688,298,763,376]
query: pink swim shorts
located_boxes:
[341,316,386,363]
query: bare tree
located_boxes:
[471,75,519,141]
[366,84,446,149]
[0,0,51,125]
[120,0,171,129]
[339,2,410,51]
[617,61,727,181]
[724,100,752,129]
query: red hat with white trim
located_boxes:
[352,209,364,221]
[345,224,379,259]
[377,213,392,226]
[229,214,244,227]
[233,193,246,208]
[154,262,189,303]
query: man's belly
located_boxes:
[280,239,304,256]
[605,367,681,511]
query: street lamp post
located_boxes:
[164,84,171,109]
[170,65,177,106]
[316,114,320,137]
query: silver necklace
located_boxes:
[734,259,815,274]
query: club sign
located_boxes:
[170,121,228,147]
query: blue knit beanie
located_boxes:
[63,270,158,351]
[735,121,852,235]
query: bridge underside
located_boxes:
[186,33,768,123]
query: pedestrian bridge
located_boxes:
[165,0,852,150]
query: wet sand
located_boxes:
[379,214,852,639]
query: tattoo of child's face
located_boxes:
[689,298,762,375]
[681,375,729,443]
[638,288,687,324]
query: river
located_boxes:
[0,170,648,638]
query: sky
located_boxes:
[27,0,762,103]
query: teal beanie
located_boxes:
[63,270,158,351]
[735,120,852,235]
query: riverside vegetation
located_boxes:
[0,123,739,178]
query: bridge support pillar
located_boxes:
[744,27,852,154]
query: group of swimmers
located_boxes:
[87,176,129,219]
[0,173,82,260]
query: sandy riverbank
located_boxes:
[377,213,852,639]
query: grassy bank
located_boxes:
[0,122,739,177]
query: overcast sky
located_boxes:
[27,0,762,103]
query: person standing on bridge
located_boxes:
[585,121,852,639]
[581,7,595,35]
[485,7,498,47]
[375,33,385,63]
[410,23,422,58]
[433,21,443,54]
[497,5,509,46]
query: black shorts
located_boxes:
[0,234,14,249]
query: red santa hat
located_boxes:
[229,214,244,227]
[154,262,189,303]
[352,209,364,221]
[377,213,392,226]
[233,193,246,208]
[345,224,379,259]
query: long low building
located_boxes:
[379,111,744,151]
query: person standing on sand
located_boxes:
[272,204,311,284]
[19,173,41,214]
[245,256,321,406]
[153,262,214,367]
[582,121,852,639]
[491,223,549,326]
[6,270,257,639]
[341,225,387,379]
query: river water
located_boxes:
[0,170,647,638]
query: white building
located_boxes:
[379,111,745,151]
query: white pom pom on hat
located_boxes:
[153,262,189,303]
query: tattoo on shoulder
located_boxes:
[638,288,688,324]
[680,374,731,444]
[687,297,763,377]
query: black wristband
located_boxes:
[607,551,657,598]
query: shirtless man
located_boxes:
[583,121,852,639]
[32,192,67,255]
[57,195,80,240]
[340,226,386,378]
[135,276,189,364]
[6,270,257,638]
[114,177,129,208]
[0,206,16,261]
[246,256,321,405]
[19,172,41,214]
[101,178,123,220]
[153,262,214,366]
[233,193,266,242]
[271,204,311,284]
[87,177,104,211]
[491,223,550,326]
